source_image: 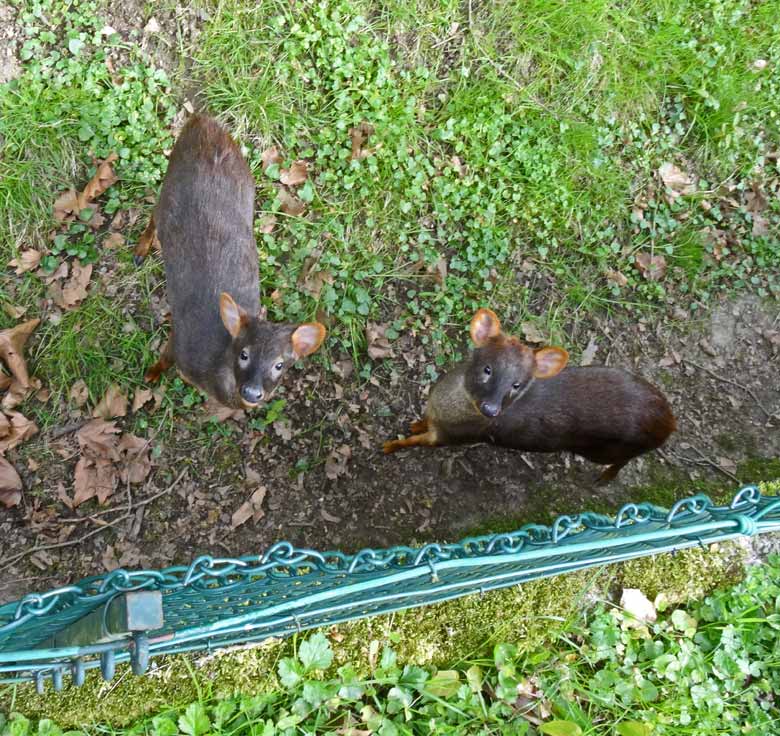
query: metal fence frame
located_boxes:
[2,485,778,692]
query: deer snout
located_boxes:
[240,384,264,406]
[479,401,501,418]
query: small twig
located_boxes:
[59,469,187,524]
[684,359,776,419]
[49,420,88,440]
[2,470,187,574]
[670,445,740,484]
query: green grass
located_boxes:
[194,0,780,358]
[2,0,778,404]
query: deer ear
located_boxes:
[291,323,327,359]
[533,347,568,379]
[219,292,246,338]
[470,308,501,346]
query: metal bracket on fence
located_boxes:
[39,591,163,651]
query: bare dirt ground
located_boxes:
[1,293,778,604]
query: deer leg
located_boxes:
[134,213,159,265]
[144,335,174,383]
[409,417,429,434]
[383,429,439,454]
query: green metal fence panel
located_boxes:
[1,485,779,692]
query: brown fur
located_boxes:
[385,309,676,482]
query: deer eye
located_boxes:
[239,349,249,362]
[483,365,492,376]
[512,381,521,390]
[274,361,284,371]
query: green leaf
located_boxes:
[299,631,333,671]
[616,722,652,736]
[178,703,210,736]
[278,657,303,688]
[298,180,314,203]
[212,699,236,729]
[426,670,461,697]
[37,721,62,736]
[466,665,483,693]
[379,646,397,671]
[68,38,84,55]
[150,716,177,736]
[6,715,30,736]
[539,721,583,736]
[671,609,697,635]
[494,642,517,667]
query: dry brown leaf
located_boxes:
[231,485,267,528]
[606,270,628,287]
[580,336,599,367]
[276,186,306,216]
[752,213,769,238]
[349,122,375,160]
[3,303,27,320]
[69,379,89,407]
[8,249,41,275]
[60,261,92,309]
[0,456,22,508]
[103,232,125,249]
[0,318,40,388]
[0,411,38,452]
[745,182,767,213]
[279,160,308,187]
[1,380,32,411]
[261,146,283,172]
[521,321,545,344]
[131,387,154,413]
[92,383,127,420]
[203,397,244,423]
[40,260,68,285]
[635,253,667,281]
[0,411,8,438]
[258,215,277,234]
[366,323,393,360]
[76,419,121,460]
[658,162,694,197]
[56,481,74,510]
[79,153,118,208]
[117,433,152,484]
[325,444,352,480]
[53,189,80,222]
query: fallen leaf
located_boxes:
[521,321,545,344]
[76,419,121,459]
[231,485,267,528]
[606,270,628,287]
[8,249,41,275]
[261,146,283,172]
[0,411,38,452]
[102,543,120,572]
[53,189,80,222]
[658,162,694,197]
[131,388,154,413]
[0,318,40,388]
[1,380,34,411]
[103,232,125,249]
[635,253,667,281]
[273,419,292,441]
[752,213,769,238]
[349,122,375,160]
[325,444,352,480]
[60,261,92,309]
[745,183,767,214]
[56,481,74,509]
[580,336,598,367]
[366,323,393,360]
[258,215,277,234]
[279,160,308,187]
[69,379,90,407]
[79,153,118,208]
[620,588,657,623]
[203,397,244,423]
[40,260,68,285]
[276,186,306,216]
[92,383,127,420]
[143,16,161,34]
[3,303,27,320]
[118,433,152,484]
[0,456,22,508]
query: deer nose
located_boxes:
[480,401,500,418]
[240,385,264,405]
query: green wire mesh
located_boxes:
[2,485,779,690]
